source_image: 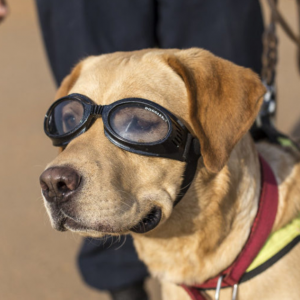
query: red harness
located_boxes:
[181,156,279,300]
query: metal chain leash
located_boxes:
[261,0,300,119]
[263,0,300,83]
[261,0,278,86]
[259,0,279,124]
[252,0,300,146]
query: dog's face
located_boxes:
[40,49,265,238]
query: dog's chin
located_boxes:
[55,217,124,236]
[50,206,162,235]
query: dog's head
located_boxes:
[40,48,265,237]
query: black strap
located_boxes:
[173,136,201,207]
[251,115,300,151]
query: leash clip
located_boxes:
[214,276,239,300]
[214,275,223,300]
[232,284,238,300]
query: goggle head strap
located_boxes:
[173,135,201,207]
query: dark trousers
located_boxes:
[35,0,264,291]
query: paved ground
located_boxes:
[0,1,299,300]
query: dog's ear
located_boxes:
[166,48,266,173]
[54,62,83,99]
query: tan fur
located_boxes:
[42,48,300,299]
[55,61,83,99]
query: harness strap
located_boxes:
[181,156,278,299]
[241,235,300,283]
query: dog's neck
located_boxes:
[133,133,261,285]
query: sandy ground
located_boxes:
[0,1,299,300]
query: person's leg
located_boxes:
[157,0,264,74]
[35,0,157,85]
[35,1,154,298]
[78,236,148,300]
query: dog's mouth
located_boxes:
[64,218,115,233]
[51,206,162,234]
[130,206,162,234]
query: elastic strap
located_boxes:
[173,136,201,207]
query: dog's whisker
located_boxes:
[178,181,192,192]
[106,235,116,249]
[115,235,127,250]
[103,235,110,246]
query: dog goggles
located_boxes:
[44,93,200,161]
[44,93,201,206]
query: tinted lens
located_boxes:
[47,100,85,135]
[110,105,169,143]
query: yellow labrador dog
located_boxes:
[40,48,300,300]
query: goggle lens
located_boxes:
[48,100,85,135]
[109,104,169,143]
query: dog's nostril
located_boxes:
[40,180,50,192]
[57,181,69,192]
[39,166,81,203]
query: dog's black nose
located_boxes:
[39,166,81,203]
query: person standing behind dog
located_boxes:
[33,1,264,300]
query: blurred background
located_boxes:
[0,1,299,300]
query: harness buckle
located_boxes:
[214,276,239,300]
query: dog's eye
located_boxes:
[63,113,78,132]
[128,117,158,132]
[60,101,84,133]
[48,100,85,136]
[110,106,169,143]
